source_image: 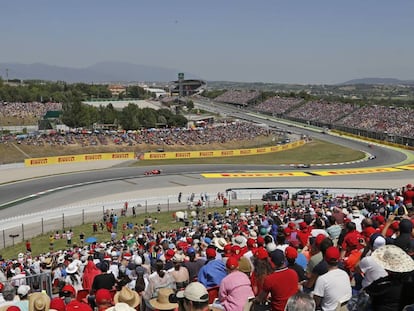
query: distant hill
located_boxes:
[341,77,414,85]
[0,61,198,83]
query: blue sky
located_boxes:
[1,1,413,84]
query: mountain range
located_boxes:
[0,61,197,83]
[1,61,413,85]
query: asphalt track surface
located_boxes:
[0,105,413,223]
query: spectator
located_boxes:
[176,282,209,311]
[257,249,299,311]
[218,256,254,311]
[313,246,352,311]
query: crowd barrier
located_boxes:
[0,187,384,250]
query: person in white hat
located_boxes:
[176,282,209,311]
[65,263,82,292]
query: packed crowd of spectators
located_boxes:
[285,101,358,125]
[214,90,260,106]
[335,105,414,138]
[0,122,279,148]
[0,102,62,119]
[1,183,414,310]
[254,97,303,116]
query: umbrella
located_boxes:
[85,237,97,244]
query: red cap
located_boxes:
[299,222,308,230]
[95,289,113,305]
[283,227,292,236]
[62,284,76,296]
[50,297,66,311]
[285,246,298,260]
[256,236,265,246]
[391,221,400,231]
[223,244,232,254]
[407,184,413,188]
[325,246,340,263]
[66,300,92,311]
[315,234,326,247]
[254,247,269,260]
[363,227,376,238]
[375,215,385,224]
[288,222,296,229]
[226,256,239,270]
[165,249,175,260]
[206,248,216,259]
[247,238,256,248]
[7,307,21,311]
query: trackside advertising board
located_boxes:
[25,152,135,166]
[141,140,305,160]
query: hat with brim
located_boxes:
[213,238,228,250]
[29,292,51,311]
[371,244,414,273]
[66,263,78,274]
[232,235,247,248]
[114,286,141,308]
[149,288,178,310]
[106,303,136,311]
[176,282,209,303]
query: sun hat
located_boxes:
[114,286,140,308]
[213,238,227,250]
[232,235,247,248]
[17,284,31,297]
[249,230,258,239]
[371,244,414,273]
[172,252,185,263]
[324,246,340,264]
[95,289,113,305]
[105,303,135,311]
[149,288,178,310]
[66,263,78,274]
[238,256,252,274]
[176,282,209,302]
[29,292,51,311]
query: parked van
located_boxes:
[262,189,289,201]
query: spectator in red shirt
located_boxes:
[257,249,299,311]
[340,222,364,258]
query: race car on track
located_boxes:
[144,169,162,175]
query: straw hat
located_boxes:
[172,252,185,263]
[371,244,414,273]
[29,292,51,311]
[106,303,136,311]
[213,238,228,250]
[149,288,178,310]
[114,286,140,308]
[66,263,78,274]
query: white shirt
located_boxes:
[313,268,352,311]
[359,256,387,288]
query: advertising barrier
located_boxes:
[141,140,305,160]
[25,152,135,167]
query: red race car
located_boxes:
[144,169,162,175]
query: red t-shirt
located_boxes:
[263,268,298,311]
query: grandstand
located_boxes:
[170,79,207,96]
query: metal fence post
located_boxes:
[2,230,5,248]
[62,213,65,230]
[145,200,147,214]
[41,218,44,234]
[82,209,85,225]
[168,198,170,212]
[22,224,24,241]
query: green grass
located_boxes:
[1,206,234,259]
[133,140,365,166]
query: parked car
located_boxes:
[292,189,319,200]
[262,189,290,201]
